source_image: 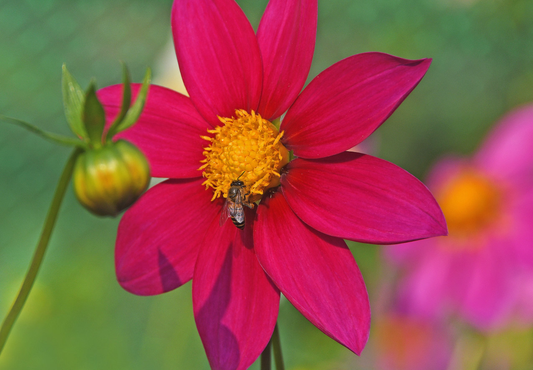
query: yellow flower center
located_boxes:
[199,110,289,202]
[437,168,503,242]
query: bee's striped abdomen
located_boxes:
[231,217,245,229]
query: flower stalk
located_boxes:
[261,324,285,370]
[272,324,285,370]
[0,147,82,355]
[261,339,272,370]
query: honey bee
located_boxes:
[220,173,254,229]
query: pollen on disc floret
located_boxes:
[199,109,289,202]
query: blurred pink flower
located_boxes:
[387,105,533,331]
[97,0,446,368]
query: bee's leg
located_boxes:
[243,191,255,208]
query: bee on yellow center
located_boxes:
[199,109,289,203]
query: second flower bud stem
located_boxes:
[0,147,82,355]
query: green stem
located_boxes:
[272,324,285,370]
[0,147,82,355]
[261,323,285,370]
[261,337,272,370]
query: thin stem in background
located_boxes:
[0,147,82,355]
[272,324,285,370]
[261,337,272,370]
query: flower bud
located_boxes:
[73,140,150,216]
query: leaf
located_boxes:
[0,115,85,148]
[62,64,88,140]
[114,68,151,134]
[106,62,132,141]
[83,81,106,147]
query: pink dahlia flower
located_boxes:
[387,105,533,331]
[98,0,446,368]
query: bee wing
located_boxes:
[233,204,245,223]
[233,188,246,223]
[234,189,243,203]
[219,199,232,227]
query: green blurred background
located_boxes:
[1,0,533,368]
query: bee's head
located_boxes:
[230,171,246,187]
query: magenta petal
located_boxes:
[455,247,516,330]
[98,84,210,178]
[193,211,280,370]
[116,178,220,295]
[393,243,451,320]
[281,152,447,244]
[281,53,431,158]
[172,0,262,127]
[256,0,317,120]
[255,191,370,355]
[475,104,533,187]
[512,188,533,266]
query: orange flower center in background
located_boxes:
[200,110,289,202]
[437,168,502,239]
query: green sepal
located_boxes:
[0,115,86,148]
[83,81,106,148]
[62,64,88,140]
[111,68,151,136]
[271,117,281,130]
[105,62,132,141]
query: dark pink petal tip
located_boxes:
[255,191,370,355]
[115,178,221,296]
[282,53,432,159]
[257,0,317,120]
[172,0,262,127]
[194,209,280,370]
[281,152,447,244]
